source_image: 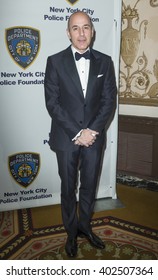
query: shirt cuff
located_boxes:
[72,129,83,141]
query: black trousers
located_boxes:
[56,140,104,237]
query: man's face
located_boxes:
[67,12,94,53]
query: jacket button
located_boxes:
[79,121,83,124]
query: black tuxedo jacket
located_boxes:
[44,46,117,151]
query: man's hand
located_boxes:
[75,129,99,147]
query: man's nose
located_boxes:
[79,28,84,36]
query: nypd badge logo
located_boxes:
[8,152,40,188]
[6,26,40,69]
[66,0,79,5]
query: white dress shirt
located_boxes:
[71,46,90,98]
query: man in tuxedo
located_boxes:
[44,11,117,257]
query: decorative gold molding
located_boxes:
[150,0,158,7]
[119,0,158,106]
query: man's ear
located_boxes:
[67,29,71,40]
[91,27,94,38]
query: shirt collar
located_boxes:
[71,45,90,58]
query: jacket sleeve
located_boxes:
[88,57,117,133]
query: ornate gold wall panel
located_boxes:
[119,0,158,106]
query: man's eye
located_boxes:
[84,25,90,30]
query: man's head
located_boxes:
[67,11,94,53]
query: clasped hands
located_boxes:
[75,128,99,147]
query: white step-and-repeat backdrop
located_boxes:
[0,0,122,211]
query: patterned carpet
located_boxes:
[0,208,158,260]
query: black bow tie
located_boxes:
[75,50,90,61]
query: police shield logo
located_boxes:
[6,26,40,69]
[66,0,79,5]
[8,153,40,188]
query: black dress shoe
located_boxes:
[65,236,77,257]
[78,230,105,249]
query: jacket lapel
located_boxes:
[63,47,84,99]
[85,51,100,101]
